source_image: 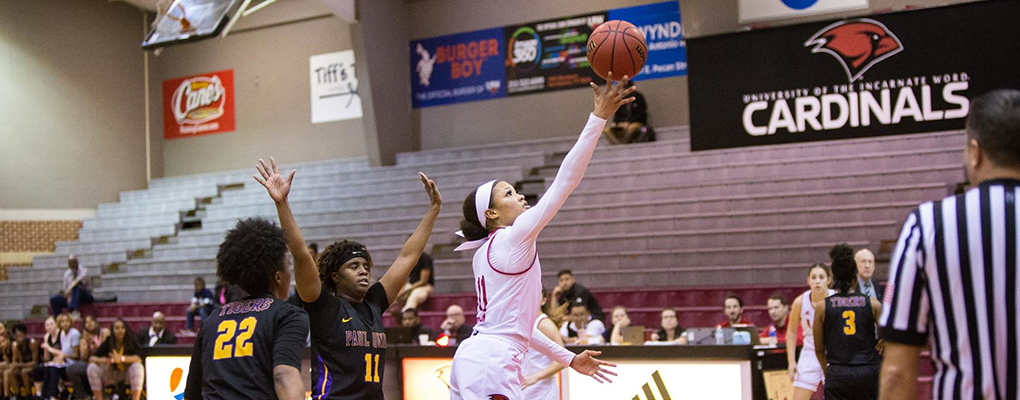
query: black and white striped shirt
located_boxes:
[881,178,1020,400]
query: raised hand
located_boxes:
[590,71,637,119]
[253,157,296,204]
[569,350,618,383]
[419,172,442,210]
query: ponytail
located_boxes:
[829,243,857,295]
[460,190,490,241]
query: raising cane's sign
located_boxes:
[163,69,235,139]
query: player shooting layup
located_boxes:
[448,73,635,399]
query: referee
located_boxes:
[879,89,1020,400]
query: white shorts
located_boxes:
[450,334,526,400]
[520,376,558,400]
[794,346,824,391]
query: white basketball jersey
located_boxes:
[800,288,836,350]
[470,228,543,349]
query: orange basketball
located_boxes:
[586,20,647,80]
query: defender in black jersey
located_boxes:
[813,244,882,400]
[255,157,442,399]
[183,218,309,400]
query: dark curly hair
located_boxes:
[318,240,373,295]
[829,243,858,295]
[460,186,496,241]
[216,218,288,296]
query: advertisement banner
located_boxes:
[410,1,685,107]
[310,50,362,123]
[608,1,687,81]
[739,0,869,23]
[563,360,751,400]
[410,28,507,108]
[163,69,235,139]
[145,356,191,400]
[687,0,1020,151]
[504,12,606,95]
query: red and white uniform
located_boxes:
[449,113,606,400]
[522,314,559,400]
[794,288,836,391]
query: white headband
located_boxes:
[454,180,496,252]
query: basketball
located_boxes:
[586,20,647,80]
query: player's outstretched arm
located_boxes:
[379,173,442,305]
[254,157,321,303]
[505,72,635,247]
[273,365,303,400]
[529,326,617,383]
[523,318,568,388]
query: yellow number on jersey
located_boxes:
[364,354,380,383]
[842,310,856,335]
[213,317,258,360]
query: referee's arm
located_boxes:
[878,211,928,400]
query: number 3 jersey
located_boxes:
[304,282,389,400]
[184,295,310,400]
[823,293,881,365]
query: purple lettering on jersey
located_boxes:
[830,297,867,308]
[373,332,387,349]
[259,299,273,311]
[345,331,354,347]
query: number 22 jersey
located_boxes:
[184,295,310,400]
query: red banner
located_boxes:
[163,69,235,139]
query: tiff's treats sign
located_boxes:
[163,70,235,139]
[687,0,1020,151]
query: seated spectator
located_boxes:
[32,316,60,397]
[394,253,435,312]
[307,242,319,261]
[760,294,803,347]
[650,307,687,344]
[559,301,606,345]
[68,315,106,399]
[601,81,652,144]
[139,312,177,347]
[87,319,143,400]
[401,308,434,345]
[604,306,630,345]
[7,323,39,398]
[183,277,215,334]
[717,295,752,328]
[0,321,6,337]
[436,305,473,345]
[49,255,94,317]
[0,332,11,399]
[40,313,80,400]
[552,270,605,322]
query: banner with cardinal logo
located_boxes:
[163,70,235,139]
[687,0,1020,151]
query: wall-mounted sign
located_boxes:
[310,50,362,123]
[739,0,869,23]
[163,69,235,139]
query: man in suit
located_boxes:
[139,311,178,347]
[855,249,883,301]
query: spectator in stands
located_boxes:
[87,319,143,400]
[560,301,606,345]
[552,270,605,322]
[31,317,59,397]
[138,312,177,347]
[401,308,434,345]
[604,306,630,345]
[0,321,6,337]
[40,313,80,400]
[68,315,105,400]
[307,242,319,261]
[718,295,752,327]
[855,249,883,301]
[601,81,651,144]
[760,295,802,347]
[7,323,38,398]
[50,255,93,317]
[0,333,10,399]
[650,307,687,344]
[183,277,215,334]
[394,253,435,312]
[436,305,473,345]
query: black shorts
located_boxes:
[825,363,880,400]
